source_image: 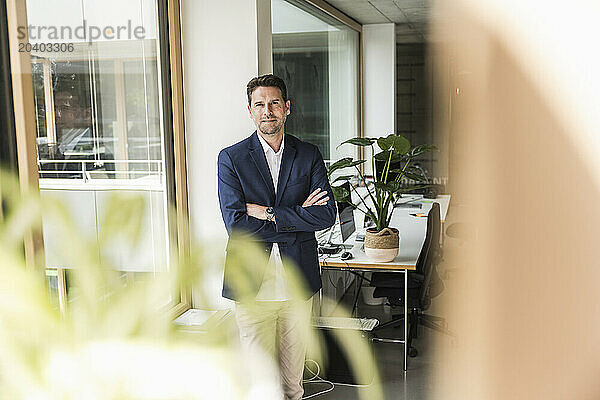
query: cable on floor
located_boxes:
[302,358,375,398]
[302,359,334,399]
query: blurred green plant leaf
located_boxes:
[97,194,145,246]
[0,167,385,400]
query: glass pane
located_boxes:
[271,0,360,164]
[44,269,60,310]
[26,0,177,307]
[31,61,47,140]
[123,60,162,165]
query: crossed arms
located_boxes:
[245,187,329,223]
[217,147,337,243]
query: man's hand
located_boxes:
[246,203,269,221]
[302,188,329,207]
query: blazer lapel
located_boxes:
[275,135,297,206]
[248,132,276,201]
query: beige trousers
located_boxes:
[235,297,313,400]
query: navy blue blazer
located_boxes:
[217,132,337,301]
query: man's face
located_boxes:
[248,86,291,136]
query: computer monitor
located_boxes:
[336,181,356,243]
[318,182,356,253]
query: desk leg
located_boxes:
[441,221,445,247]
[319,287,323,316]
[351,273,365,316]
[404,270,408,371]
[318,265,323,316]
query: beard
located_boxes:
[258,115,286,136]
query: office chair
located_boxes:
[370,203,453,357]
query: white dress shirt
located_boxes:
[255,133,289,301]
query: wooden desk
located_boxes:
[320,246,413,371]
[318,194,450,371]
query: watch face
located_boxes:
[266,207,274,220]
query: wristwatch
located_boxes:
[265,207,275,222]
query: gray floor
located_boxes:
[304,297,448,399]
[305,205,464,400]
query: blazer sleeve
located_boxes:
[272,146,337,233]
[217,149,295,243]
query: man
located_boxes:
[217,74,337,399]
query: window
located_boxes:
[271,0,360,164]
[21,0,187,311]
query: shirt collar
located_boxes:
[257,132,285,157]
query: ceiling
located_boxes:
[324,0,430,42]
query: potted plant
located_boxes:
[327,134,436,262]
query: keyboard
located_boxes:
[312,316,379,331]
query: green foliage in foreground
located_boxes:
[0,170,383,399]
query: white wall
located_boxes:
[362,24,396,174]
[181,0,272,307]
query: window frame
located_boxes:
[276,0,365,170]
[5,0,191,317]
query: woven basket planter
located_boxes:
[364,227,399,262]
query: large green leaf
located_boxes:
[373,181,401,193]
[374,151,407,166]
[409,144,437,157]
[332,175,354,183]
[331,185,351,203]
[391,135,410,155]
[388,168,408,180]
[403,165,424,174]
[376,135,394,151]
[374,150,391,162]
[377,134,410,155]
[327,158,366,177]
[402,171,428,182]
[348,160,366,168]
[336,137,376,149]
[389,166,427,182]
[388,168,405,174]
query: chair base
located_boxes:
[373,308,455,357]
